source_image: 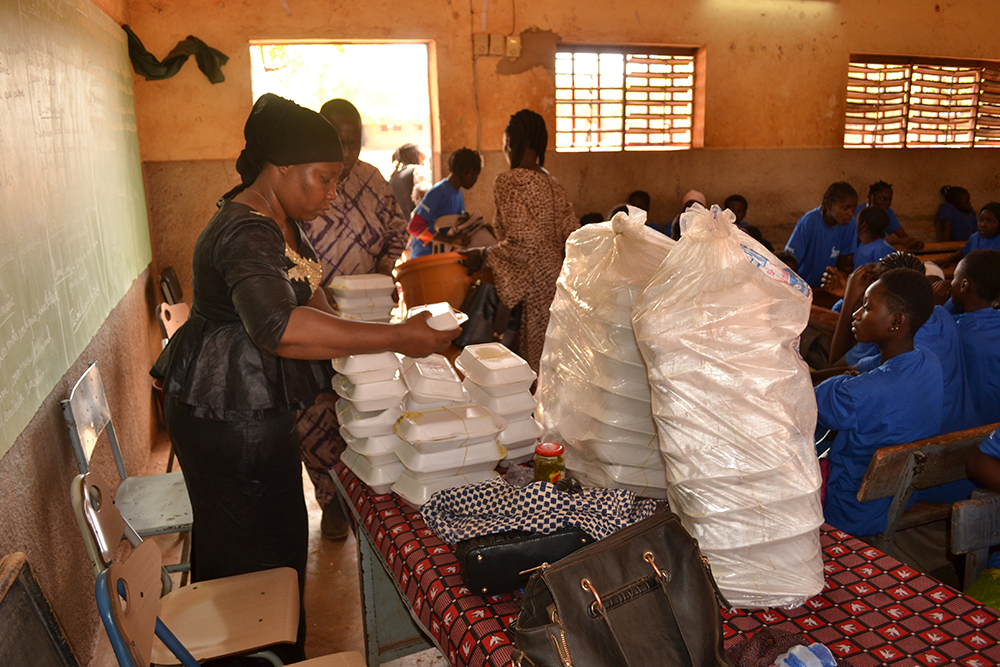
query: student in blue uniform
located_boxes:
[968,428,1000,492]
[785,182,858,289]
[936,185,978,242]
[850,181,922,251]
[725,194,774,252]
[815,268,942,537]
[407,148,482,258]
[853,206,897,267]
[951,249,1000,426]
[940,202,1000,269]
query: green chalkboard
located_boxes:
[0,0,151,459]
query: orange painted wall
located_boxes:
[129,0,1000,294]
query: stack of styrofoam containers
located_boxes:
[333,351,407,493]
[455,344,542,466]
[329,274,396,323]
[535,210,674,499]
[392,400,507,507]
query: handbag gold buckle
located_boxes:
[581,578,604,615]
[643,551,671,582]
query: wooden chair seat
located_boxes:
[897,501,953,532]
[152,566,299,665]
[114,472,192,536]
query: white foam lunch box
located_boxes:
[329,274,396,299]
[394,438,506,479]
[342,449,405,495]
[334,294,396,313]
[395,403,506,453]
[463,379,535,421]
[406,302,468,331]
[332,352,401,385]
[392,468,498,507]
[402,355,465,403]
[333,374,407,412]
[340,426,405,466]
[401,391,469,412]
[336,399,401,439]
[455,343,536,397]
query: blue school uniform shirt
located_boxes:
[816,347,943,537]
[981,429,1000,459]
[963,232,1000,256]
[853,238,897,267]
[955,307,1000,426]
[408,179,464,258]
[851,204,902,235]
[939,202,978,241]
[855,306,978,434]
[784,207,858,289]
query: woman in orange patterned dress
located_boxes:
[466,110,579,371]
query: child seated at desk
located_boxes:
[940,202,1000,269]
[853,206,897,268]
[785,182,858,290]
[815,268,942,538]
[937,185,978,242]
[851,180,923,251]
[951,248,1000,426]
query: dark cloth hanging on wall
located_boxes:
[122,25,229,84]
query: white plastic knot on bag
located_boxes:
[632,202,823,609]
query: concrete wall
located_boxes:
[129,0,1000,292]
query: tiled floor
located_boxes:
[117,434,448,667]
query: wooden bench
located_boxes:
[856,422,998,552]
[952,489,1000,588]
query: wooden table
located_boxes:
[332,464,1000,667]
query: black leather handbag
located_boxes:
[454,527,595,595]
[512,512,734,667]
[453,265,522,350]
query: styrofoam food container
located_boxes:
[592,350,648,384]
[402,355,465,403]
[497,416,543,450]
[407,302,468,330]
[337,399,401,439]
[579,439,664,469]
[402,391,469,412]
[455,344,536,395]
[334,374,407,412]
[335,294,396,312]
[338,311,393,323]
[464,379,536,421]
[329,274,396,299]
[395,438,505,473]
[568,460,668,500]
[392,468,498,507]
[342,449,405,494]
[579,384,650,417]
[340,426,405,463]
[332,352,401,385]
[395,403,506,452]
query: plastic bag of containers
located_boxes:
[631,203,823,609]
[536,206,675,497]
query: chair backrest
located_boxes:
[71,472,140,576]
[98,539,163,667]
[159,267,183,306]
[857,422,999,501]
[155,302,190,342]
[62,362,127,481]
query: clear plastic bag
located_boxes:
[632,203,823,609]
[536,207,675,487]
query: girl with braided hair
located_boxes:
[464,109,579,371]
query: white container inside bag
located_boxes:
[340,425,404,463]
[464,379,536,421]
[392,468,498,507]
[333,374,407,412]
[579,439,664,469]
[329,274,396,299]
[401,355,466,403]
[456,344,536,396]
[342,449,405,494]
[332,352,401,385]
[395,403,506,452]
[395,438,506,479]
[336,399,401,439]
[567,459,668,499]
[561,413,657,444]
[406,302,468,330]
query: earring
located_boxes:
[890,325,899,332]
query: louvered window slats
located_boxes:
[846,58,1000,148]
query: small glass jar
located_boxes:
[534,442,565,484]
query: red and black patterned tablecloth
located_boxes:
[333,464,1000,667]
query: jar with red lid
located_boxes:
[533,442,565,483]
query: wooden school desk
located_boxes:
[332,464,1000,667]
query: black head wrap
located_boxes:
[231,93,344,194]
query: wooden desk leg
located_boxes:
[356,527,435,666]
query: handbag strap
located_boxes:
[593,605,635,667]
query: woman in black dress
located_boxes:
[152,94,457,659]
